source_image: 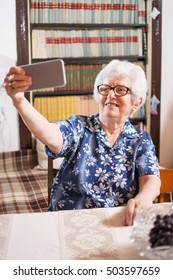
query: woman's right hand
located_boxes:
[4,67,32,103]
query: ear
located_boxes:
[132,97,143,111]
[129,97,143,116]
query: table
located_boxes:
[0,206,155,260]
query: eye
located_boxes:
[115,85,129,95]
[99,85,109,91]
[118,86,127,92]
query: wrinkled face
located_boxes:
[98,76,141,121]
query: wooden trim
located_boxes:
[151,0,162,159]
[32,55,147,64]
[16,0,32,149]
[48,158,58,204]
[31,23,147,29]
[16,0,29,66]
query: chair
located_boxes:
[158,169,173,202]
[48,157,58,204]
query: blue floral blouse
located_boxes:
[45,114,160,211]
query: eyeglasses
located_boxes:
[97,84,131,97]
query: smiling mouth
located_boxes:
[105,102,119,107]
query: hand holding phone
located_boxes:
[20,59,66,91]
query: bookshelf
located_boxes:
[16,0,162,158]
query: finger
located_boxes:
[125,200,135,226]
[12,80,32,89]
[6,66,25,76]
[133,203,142,219]
[7,74,15,82]
[9,82,15,89]
[123,199,137,226]
[125,201,143,226]
[4,80,31,93]
[4,81,16,92]
[6,73,32,83]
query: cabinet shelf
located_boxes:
[32,55,147,65]
[31,23,148,30]
[32,89,93,98]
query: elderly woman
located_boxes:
[4,59,161,225]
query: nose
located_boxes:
[107,89,116,98]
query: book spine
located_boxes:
[30,0,146,24]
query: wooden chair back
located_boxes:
[48,157,58,204]
[158,169,173,202]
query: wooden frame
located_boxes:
[151,0,162,158]
[16,0,32,149]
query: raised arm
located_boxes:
[4,67,63,154]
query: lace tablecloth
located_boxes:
[0,207,142,260]
[0,215,13,259]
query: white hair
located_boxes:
[93,59,148,108]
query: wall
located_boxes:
[0,1,19,152]
[159,0,173,168]
[0,1,172,168]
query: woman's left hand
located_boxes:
[122,174,161,226]
[122,198,152,226]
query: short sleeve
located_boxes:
[45,115,85,159]
[135,132,160,177]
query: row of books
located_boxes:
[56,64,104,91]
[33,61,145,93]
[33,64,104,93]
[33,95,99,121]
[32,28,144,58]
[30,0,146,24]
[33,94,144,122]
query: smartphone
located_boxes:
[20,59,66,91]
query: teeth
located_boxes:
[106,103,118,107]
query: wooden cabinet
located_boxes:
[16,0,162,158]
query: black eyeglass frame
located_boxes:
[97,84,131,97]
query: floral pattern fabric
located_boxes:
[46,114,159,211]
